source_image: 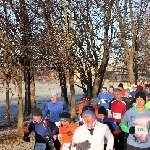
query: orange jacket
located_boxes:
[78,103,98,116]
[59,122,77,144]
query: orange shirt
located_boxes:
[59,123,77,144]
[78,103,98,116]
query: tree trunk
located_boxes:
[69,71,75,111]
[87,68,92,98]
[5,78,10,122]
[58,67,68,103]
[127,54,135,84]
[24,75,28,116]
[17,76,24,137]
[30,74,35,113]
[92,17,110,98]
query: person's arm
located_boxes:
[63,102,69,112]
[43,103,50,119]
[23,122,34,142]
[97,93,101,105]
[119,111,130,133]
[104,125,114,150]
[71,128,80,149]
[108,93,113,101]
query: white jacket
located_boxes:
[71,122,114,150]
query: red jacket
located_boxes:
[110,100,126,123]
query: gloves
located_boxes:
[43,135,52,143]
[23,136,30,142]
[76,140,91,150]
[113,129,121,134]
[129,126,135,134]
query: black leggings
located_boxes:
[127,144,150,150]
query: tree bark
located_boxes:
[16,76,24,137]
[5,78,10,122]
[58,66,68,103]
[69,71,75,111]
[30,74,35,113]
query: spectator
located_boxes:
[124,81,132,91]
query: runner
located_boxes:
[58,111,77,150]
[120,91,150,150]
[97,87,113,109]
[71,109,114,150]
[23,108,58,150]
[110,89,126,150]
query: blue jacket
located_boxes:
[24,119,58,146]
[98,117,119,133]
[43,100,69,122]
[97,92,113,109]
[130,91,138,98]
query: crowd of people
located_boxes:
[23,80,150,150]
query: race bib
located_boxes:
[135,125,148,135]
[101,99,108,103]
[62,143,71,150]
[34,143,46,150]
[113,112,121,119]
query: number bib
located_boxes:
[135,125,148,135]
[34,143,46,150]
[62,143,71,150]
[113,112,121,119]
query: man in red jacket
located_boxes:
[110,89,126,150]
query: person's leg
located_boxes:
[54,139,61,150]
[118,131,125,150]
[113,134,119,150]
[104,144,107,150]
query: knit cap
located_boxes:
[59,111,71,122]
[98,106,107,116]
[51,92,59,98]
[135,91,146,102]
[82,110,96,118]
[32,108,42,116]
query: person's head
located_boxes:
[125,89,130,97]
[135,91,146,108]
[102,87,107,94]
[32,108,43,123]
[127,81,131,86]
[118,83,123,90]
[82,110,96,126]
[98,106,107,121]
[82,94,90,105]
[109,86,114,93]
[59,111,71,127]
[51,92,59,103]
[137,80,141,86]
[132,84,137,91]
[82,105,95,114]
[115,89,122,101]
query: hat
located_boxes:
[118,83,123,88]
[51,92,59,98]
[126,88,130,93]
[32,108,42,116]
[135,91,146,102]
[82,110,96,118]
[82,93,90,101]
[59,111,71,121]
[98,106,107,116]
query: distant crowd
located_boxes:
[22,79,150,150]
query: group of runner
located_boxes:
[23,80,150,150]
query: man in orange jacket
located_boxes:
[59,111,77,150]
